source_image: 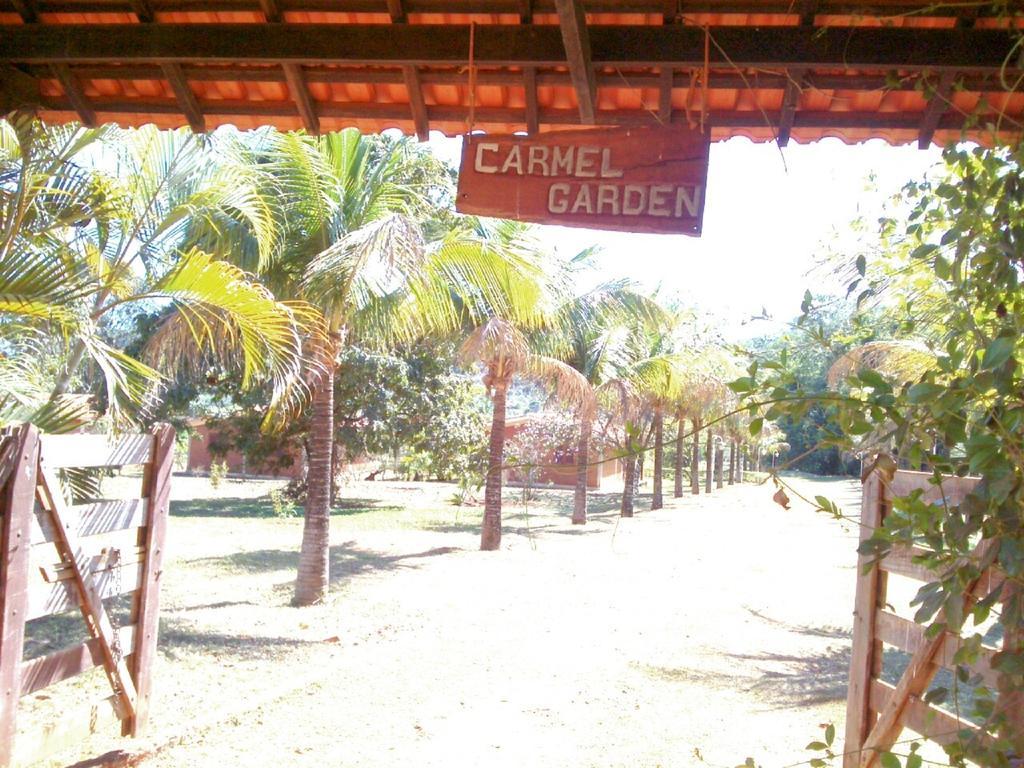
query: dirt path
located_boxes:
[135,475,863,768]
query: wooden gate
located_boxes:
[0,423,174,766]
[843,469,1020,768]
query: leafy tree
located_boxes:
[740,143,1024,761]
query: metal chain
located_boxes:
[107,547,123,667]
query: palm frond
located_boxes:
[827,339,936,387]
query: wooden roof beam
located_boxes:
[258,0,282,22]
[554,0,597,124]
[2,25,1020,73]
[282,62,319,133]
[387,0,406,23]
[129,0,154,22]
[917,70,955,149]
[160,63,205,132]
[519,0,533,24]
[662,0,677,24]
[10,0,37,23]
[658,66,672,123]
[777,68,805,146]
[0,65,40,114]
[523,65,538,134]
[51,64,96,126]
[402,65,429,140]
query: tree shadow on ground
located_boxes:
[743,607,852,640]
[158,618,313,661]
[731,645,852,707]
[171,496,401,519]
[181,541,462,584]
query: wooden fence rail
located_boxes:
[844,469,1020,768]
[0,423,173,767]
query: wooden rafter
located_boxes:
[523,65,539,134]
[129,0,154,22]
[777,67,805,147]
[917,70,955,149]
[10,0,37,23]
[51,63,96,126]
[160,62,205,132]
[662,0,677,24]
[1,25,1018,73]
[518,0,533,24]
[258,0,282,21]
[402,64,429,140]
[0,65,40,114]
[553,0,597,124]
[387,0,406,23]
[282,62,319,133]
[658,66,673,123]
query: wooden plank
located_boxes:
[37,544,146,584]
[50,63,96,127]
[36,462,138,719]
[31,498,148,546]
[868,680,980,748]
[39,433,154,469]
[126,424,174,737]
[859,537,1000,768]
[0,425,39,768]
[523,65,539,135]
[777,67,805,147]
[282,62,320,133]
[1,25,1019,73]
[917,70,955,149]
[161,62,205,133]
[875,610,1000,689]
[886,470,978,508]
[21,625,136,696]
[881,544,936,583]
[553,0,596,124]
[27,561,143,621]
[13,694,126,767]
[843,471,885,768]
[402,65,429,141]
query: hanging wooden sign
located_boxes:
[455,125,710,236]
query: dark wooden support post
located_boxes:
[518,0,533,25]
[386,0,406,24]
[10,0,37,23]
[777,68,805,147]
[283,63,320,134]
[917,71,955,149]
[662,0,677,25]
[129,0,154,22]
[258,0,281,21]
[51,64,96,126]
[0,425,40,766]
[125,424,174,737]
[160,63,205,133]
[402,65,430,141]
[658,67,673,124]
[554,0,597,124]
[523,65,539,134]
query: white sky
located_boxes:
[426,133,944,340]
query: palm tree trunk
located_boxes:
[295,359,335,606]
[481,380,507,550]
[651,405,664,510]
[704,429,713,494]
[728,440,736,485]
[620,452,635,517]
[691,418,700,495]
[715,441,724,489]
[673,411,685,498]
[572,412,591,524]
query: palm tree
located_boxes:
[542,271,659,524]
[457,225,589,550]
[0,115,314,432]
